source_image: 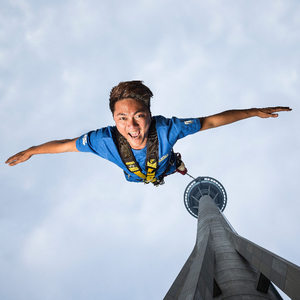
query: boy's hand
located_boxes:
[5,149,33,166]
[255,106,292,118]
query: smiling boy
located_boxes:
[6,81,291,186]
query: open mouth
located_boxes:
[128,131,140,139]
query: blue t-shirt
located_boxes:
[76,115,201,182]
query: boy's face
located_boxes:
[113,98,152,150]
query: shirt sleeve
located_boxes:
[75,127,117,159]
[155,115,201,146]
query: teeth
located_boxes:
[129,131,140,138]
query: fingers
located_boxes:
[263,106,291,113]
[5,159,18,166]
[5,151,31,166]
[5,155,21,166]
[270,106,292,112]
[257,106,292,118]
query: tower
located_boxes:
[164,177,300,300]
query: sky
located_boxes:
[1,0,299,299]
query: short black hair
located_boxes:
[109,81,153,114]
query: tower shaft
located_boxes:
[164,195,283,299]
[197,195,281,299]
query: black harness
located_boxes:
[114,118,170,186]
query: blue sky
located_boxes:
[1,0,299,299]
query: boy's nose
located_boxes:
[128,118,138,127]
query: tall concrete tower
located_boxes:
[164,177,300,300]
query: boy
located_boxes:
[6,81,291,186]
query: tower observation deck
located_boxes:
[164,176,300,300]
[184,176,227,218]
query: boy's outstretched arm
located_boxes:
[199,106,292,131]
[5,138,79,167]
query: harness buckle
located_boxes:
[175,153,188,175]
